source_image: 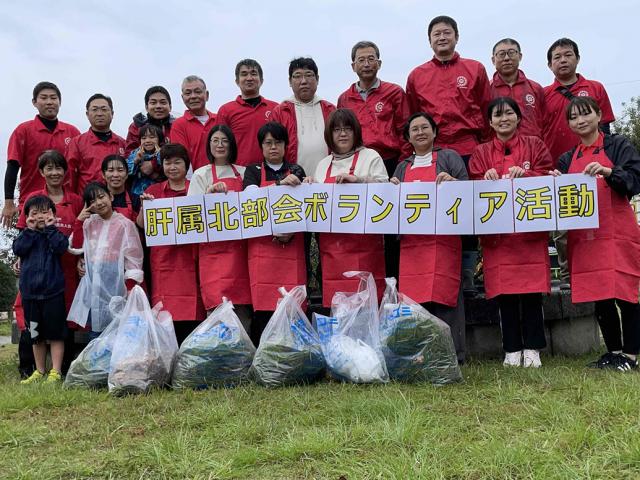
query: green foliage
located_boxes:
[0,261,17,312]
[613,96,640,152]
[2,349,640,479]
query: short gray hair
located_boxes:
[182,75,207,90]
[351,41,380,61]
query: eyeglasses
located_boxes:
[409,125,432,134]
[333,126,353,134]
[291,72,316,81]
[263,140,285,148]
[211,139,230,146]
[494,49,520,60]
[354,55,379,65]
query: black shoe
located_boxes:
[587,352,616,369]
[610,353,639,372]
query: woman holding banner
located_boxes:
[307,108,388,308]
[243,122,307,344]
[469,97,552,368]
[188,125,252,334]
[390,112,468,363]
[551,96,640,371]
[137,143,206,344]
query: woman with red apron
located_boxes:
[243,122,307,345]
[137,144,206,345]
[15,150,83,376]
[390,112,468,362]
[469,97,552,368]
[310,109,388,308]
[553,96,640,371]
[188,125,252,333]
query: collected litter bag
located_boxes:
[172,299,255,389]
[63,313,120,389]
[315,271,388,384]
[108,286,179,395]
[250,286,325,387]
[379,278,462,385]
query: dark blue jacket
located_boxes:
[12,225,68,300]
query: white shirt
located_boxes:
[314,148,388,183]
[292,95,327,176]
[187,164,246,195]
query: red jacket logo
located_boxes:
[456,76,468,88]
[64,137,72,145]
[265,110,272,119]
[525,94,535,106]
[577,90,589,97]
[375,102,384,113]
[119,148,125,155]
[522,161,531,170]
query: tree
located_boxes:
[613,96,640,152]
[0,260,17,312]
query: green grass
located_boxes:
[0,319,11,337]
[1,344,640,479]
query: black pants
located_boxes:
[173,320,203,347]
[251,310,273,347]
[18,329,35,378]
[594,299,640,355]
[497,293,546,353]
[383,157,401,280]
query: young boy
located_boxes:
[13,195,69,384]
[68,182,144,337]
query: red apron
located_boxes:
[480,153,551,299]
[198,165,252,310]
[113,191,137,222]
[567,139,640,303]
[319,151,385,307]
[149,181,206,321]
[399,153,461,306]
[247,165,306,311]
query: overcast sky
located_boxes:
[1,0,638,200]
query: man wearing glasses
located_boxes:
[65,93,125,194]
[337,40,411,177]
[490,38,546,139]
[271,57,335,175]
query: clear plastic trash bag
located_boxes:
[172,298,255,389]
[314,271,388,384]
[107,286,179,395]
[250,286,325,387]
[379,278,462,385]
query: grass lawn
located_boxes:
[1,343,640,480]
[0,319,11,337]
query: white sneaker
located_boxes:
[503,351,522,367]
[522,349,542,368]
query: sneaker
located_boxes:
[503,351,522,367]
[587,352,616,369]
[45,369,62,384]
[522,349,542,368]
[20,370,45,385]
[610,354,638,372]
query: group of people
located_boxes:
[6,15,640,386]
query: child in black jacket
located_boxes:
[13,195,69,384]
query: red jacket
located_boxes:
[406,53,492,157]
[543,74,615,163]
[217,96,278,166]
[170,110,218,171]
[337,80,412,160]
[143,181,205,321]
[468,134,552,179]
[65,129,126,194]
[7,116,80,200]
[490,70,546,140]
[270,99,335,164]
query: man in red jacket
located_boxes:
[125,86,174,156]
[490,38,546,139]
[217,59,277,166]
[3,81,80,228]
[271,57,335,175]
[338,40,411,177]
[171,75,217,172]
[406,15,492,163]
[543,37,614,163]
[65,93,126,195]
